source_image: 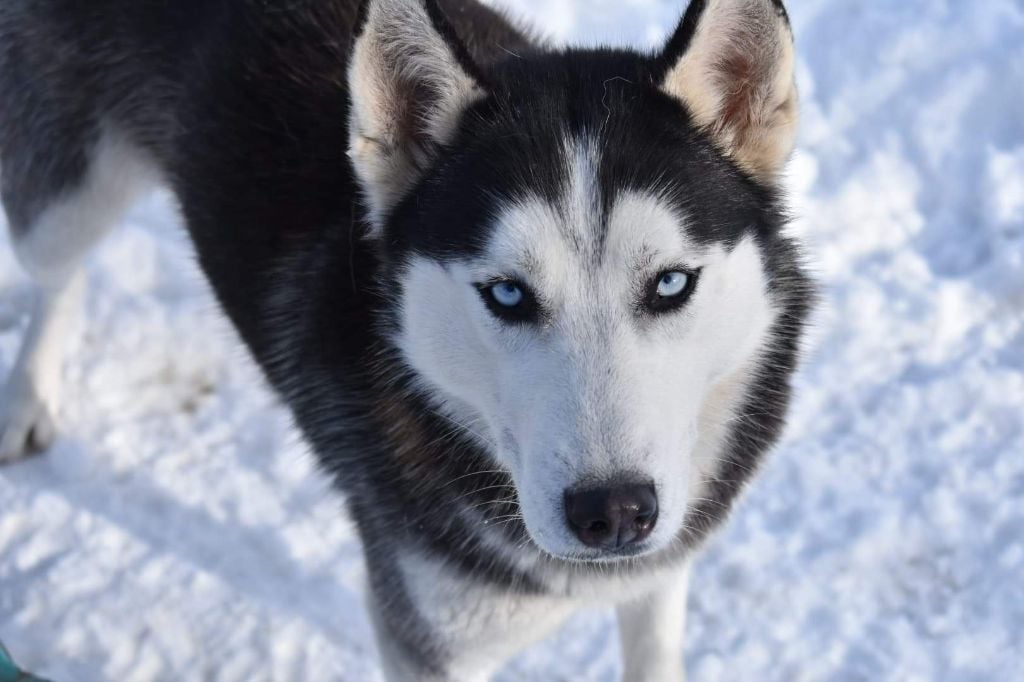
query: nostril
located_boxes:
[634,509,656,535]
[564,488,615,547]
[564,482,658,550]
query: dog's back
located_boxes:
[0,0,200,229]
[0,0,529,352]
[0,1,364,458]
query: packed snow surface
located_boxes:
[1,0,1022,679]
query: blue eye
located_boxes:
[478,279,539,323]
[656,272,690,298]
[646,269,700,314]
[490,282,524,307]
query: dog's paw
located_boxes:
[0,379,56,464]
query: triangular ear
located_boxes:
[348,0,485,235]
[657,0,798,181]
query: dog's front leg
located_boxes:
[616,564,691,682]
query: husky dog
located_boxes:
[0,0,812,678]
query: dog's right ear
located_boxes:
[348,0,485,236]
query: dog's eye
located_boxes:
[478,280,539,323]
[491,282,524,307]
[657,272,689,298]
[645,269,700,314]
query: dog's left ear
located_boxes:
[348,0,485,235]
[657,0,798,180]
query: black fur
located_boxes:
[388,48,776,262]
[0,0,811,673]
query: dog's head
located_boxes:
[348,0,808,561]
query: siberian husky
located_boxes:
[0,0,813,678]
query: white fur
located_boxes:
[617,564,691,682]
[377,550,691,681]
[0,132,154,461]
[383,550,578,680]
[13,133,156,287]
[395,137,777,560]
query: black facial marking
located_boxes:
[387,48,779,266]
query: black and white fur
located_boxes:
[0,0,813,678]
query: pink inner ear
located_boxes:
[660,0,798,179]
[715,49,761,131]
[348,0,489,230]
[711,5,787,133]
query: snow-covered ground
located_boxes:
[2,0,1022,679]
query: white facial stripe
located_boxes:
[395,138,776,558]
[484,195,706,319]
[604,191,709,273]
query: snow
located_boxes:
[2,0,1023,679]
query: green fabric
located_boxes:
[0,644,22,682]
[0,643,47,682]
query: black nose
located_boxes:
[564,483,658,550]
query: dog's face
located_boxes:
[348,0,803,560]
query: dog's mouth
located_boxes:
[517,519,669,564]
[552,541,660,564]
